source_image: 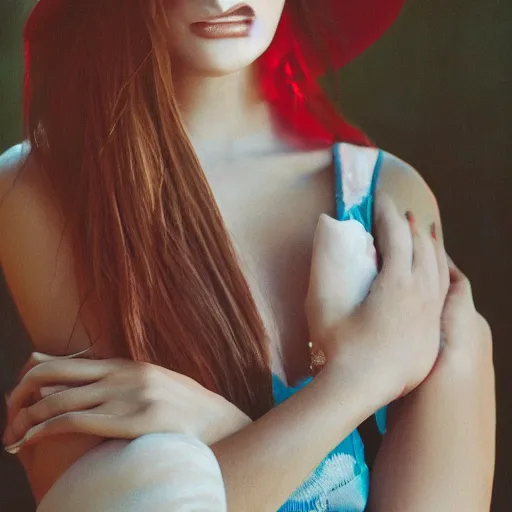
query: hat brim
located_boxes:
[325,0,406,68]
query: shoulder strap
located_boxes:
[333,142,383,230]
[333,142,388,435]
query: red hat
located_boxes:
[23,1,406,145]
[24,0,406,73]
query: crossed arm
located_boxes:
[1,149,495,511]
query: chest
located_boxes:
[205,149,335,385]
[1,148,336,386]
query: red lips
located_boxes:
[191,3,256,40]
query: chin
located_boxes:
[173,35,272,77]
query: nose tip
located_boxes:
[202,1,247,17]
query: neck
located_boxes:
[173,64,283,161]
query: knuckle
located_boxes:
[19,360,57,389]
[111,358,135,373]
[32,396,62,422]
[139,399,162,423]
[393,271,412,290]
[19,407,37,430]
[138,386,159,403]
[27,360,58,380]
[139,398,155,414]
[20,364,41,383]
[136,365,156,387]
[477,313,493,340]
[460,274,473,294]
[135,368,160,399]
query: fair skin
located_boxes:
[0,0,495,510]
[370,257,496,511]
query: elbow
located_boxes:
[38,434,227,512]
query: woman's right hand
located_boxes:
[306,194,450,408]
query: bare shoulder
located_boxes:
[0,141,53,237]
[0,142,91,354]
[0,141,30,171]
[377,150,442,233]
[0,142,31,197]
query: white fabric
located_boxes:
[339,143,379,210]
[37,434,227,512]
[310,215,378,320]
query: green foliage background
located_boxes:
[1,1,511,510]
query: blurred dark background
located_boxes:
[1,0,510,510]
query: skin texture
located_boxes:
[369,259,495,512]
[0,0,495,509]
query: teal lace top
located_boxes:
[273,143,386,512]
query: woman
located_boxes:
[0,0,495,510]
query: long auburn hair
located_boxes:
[24,0,370,419]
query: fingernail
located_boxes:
[4,441,23,455]
[3,435,25,455]
[405,211,418,235]
[33,347,92,360]
[430,222,437,241]
[3,424,43,455]
[62,347,93,360]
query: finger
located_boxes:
[432,223,449,296]
[18,353,58,384]
[373,193,413,275]
[446,254,475,305]
[4,386,74,445]
[40,385,72,399]
[3,382,109,447]
[7,359,113,424]
[4,409,143,455]
[17,347,95,383]
[410,218,438,286]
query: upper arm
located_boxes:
[377,151,443,240]
[0,144,108,504]
[375,151,445,431]
[0,143,91,353]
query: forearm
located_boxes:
[369,359,495,512]
[37,434,227,512]
[211,365,380,512]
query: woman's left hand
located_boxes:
[2,354,251,454]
